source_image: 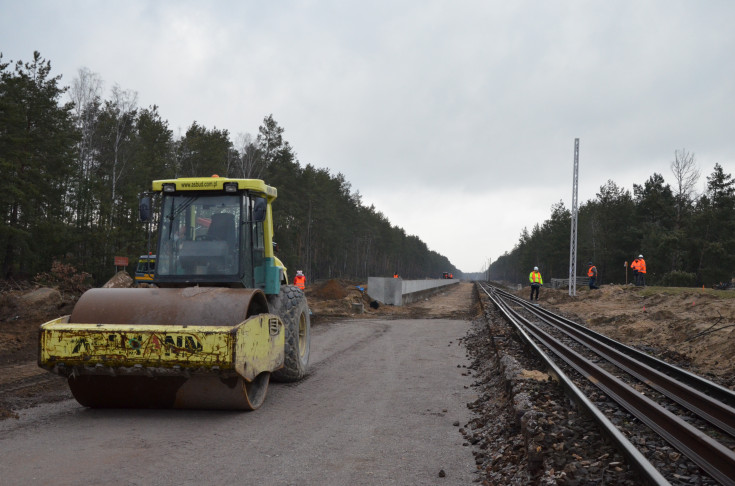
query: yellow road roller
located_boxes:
[39,177,310,410]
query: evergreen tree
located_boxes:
[692,164,735,283]
[634,173,676,277]
[176,122,232,177]
[0,52,77,277]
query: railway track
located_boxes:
[477,282,735,486]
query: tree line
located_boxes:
[489,152,735,287]
[0,51,458,284]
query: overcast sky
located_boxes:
[2,1,734,273]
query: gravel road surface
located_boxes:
[0,317,476,485]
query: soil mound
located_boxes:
[17,287,62,308]
[310,279,348,300]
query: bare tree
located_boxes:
[172,127,185,178]
[68,68,103,228]
[233,132,265,178]
[69,68,103,176]
[108,84,138,224]
[670,148,700,223]
[669,149,700,272]
[232,133,250,176]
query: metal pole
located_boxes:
[569,139,579,297]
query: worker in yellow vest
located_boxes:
[293,270,306,290]
[529,266,543,301]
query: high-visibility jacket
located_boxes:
[529,271,543,284]
[293,274,306,290]
[637,259,646,274]
[630,259,640,272]
[587,265,597,277]
[393,274,399,278]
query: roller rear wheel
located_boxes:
[268,285,311,382]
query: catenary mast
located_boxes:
[569,139,579,297]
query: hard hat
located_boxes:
[638,254,643,258]
[533,266,538,271]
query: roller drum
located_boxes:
[64,287,272,410]
[70,287,268,326]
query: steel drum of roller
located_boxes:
[69,287,269,326]
[63,287,275,410]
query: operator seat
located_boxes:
[208,212,237,248]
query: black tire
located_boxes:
[268,285,310,382]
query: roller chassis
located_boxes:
[38,287,290,410]
[37,289,309,410]
[37,176,312,410]
[39,314,285,382]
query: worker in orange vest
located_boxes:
[630,257,640,285]
[529,266,543,301]
[635,255,646,286]
[393,273,399,278]
[293,270,306,290]
[631,255,646,286]
[587,262,599,290]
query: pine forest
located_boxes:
[0,52,457,284]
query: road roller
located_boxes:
[39,176,310,410]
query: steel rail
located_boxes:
[497,286,735,409]
[503,291,735,438]
[477,283,670,486]
[480,283,735,486]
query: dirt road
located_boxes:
[0,316,476,485]
[4,279,733,484]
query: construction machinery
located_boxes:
[39,176,310,410]
[134,254,156,283]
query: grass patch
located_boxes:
[636,286,735,299]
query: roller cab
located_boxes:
[143,177,286,293]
